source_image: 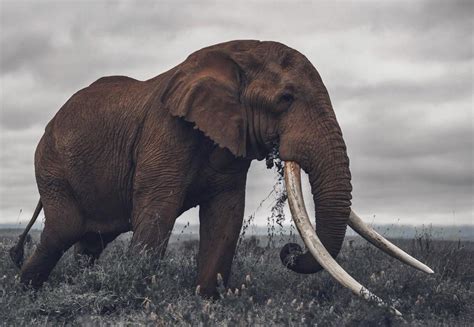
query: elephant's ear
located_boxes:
[161,50,247,157]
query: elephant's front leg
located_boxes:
[197,187,245,297]
[130,195,183,258]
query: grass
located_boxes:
[0,229,472,326]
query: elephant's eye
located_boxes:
[275,92,294,113]
[279,93,294,104]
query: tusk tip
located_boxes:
[424,267,435,274]
[416,263,434,274]
[349,209,435,275]
[392,307,403,316]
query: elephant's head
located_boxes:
[160,40,433,311]
[162,40,350,268]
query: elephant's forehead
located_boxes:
[253,44,312,74]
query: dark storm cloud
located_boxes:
[0,0,472,225]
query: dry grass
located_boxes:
[0,229,472,326]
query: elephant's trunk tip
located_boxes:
[280,243,304,272]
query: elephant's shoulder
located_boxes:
[90,75,138,87]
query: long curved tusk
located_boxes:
[284,161,401,316]
[348,210,434,274]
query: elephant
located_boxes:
[10,40,432,313]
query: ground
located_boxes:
[0,228,472,326]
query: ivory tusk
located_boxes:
[284,161,402,316]
[348,210,434,274]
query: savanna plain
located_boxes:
[0,225,472,326]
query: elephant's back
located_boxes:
[50,76,152,140]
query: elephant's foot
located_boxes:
[20,248,62,289]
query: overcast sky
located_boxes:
[0,0,472,228]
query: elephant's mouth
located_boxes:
[283,161,434,315]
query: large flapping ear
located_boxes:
[161,50,247,157]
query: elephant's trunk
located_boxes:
[280,116,352,273]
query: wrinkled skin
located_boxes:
[19,40,352,296]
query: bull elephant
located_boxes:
[10,40,432,313]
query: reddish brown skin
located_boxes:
[19,40,352,295]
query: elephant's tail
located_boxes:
[9,199,43,269]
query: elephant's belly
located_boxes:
[78,191,131,233]
[66,165,133,234]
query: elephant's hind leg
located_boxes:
[20,193,85,288]
[74,232,119,264]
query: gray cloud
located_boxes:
[0,0,472,226]
[334,69,472,106]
